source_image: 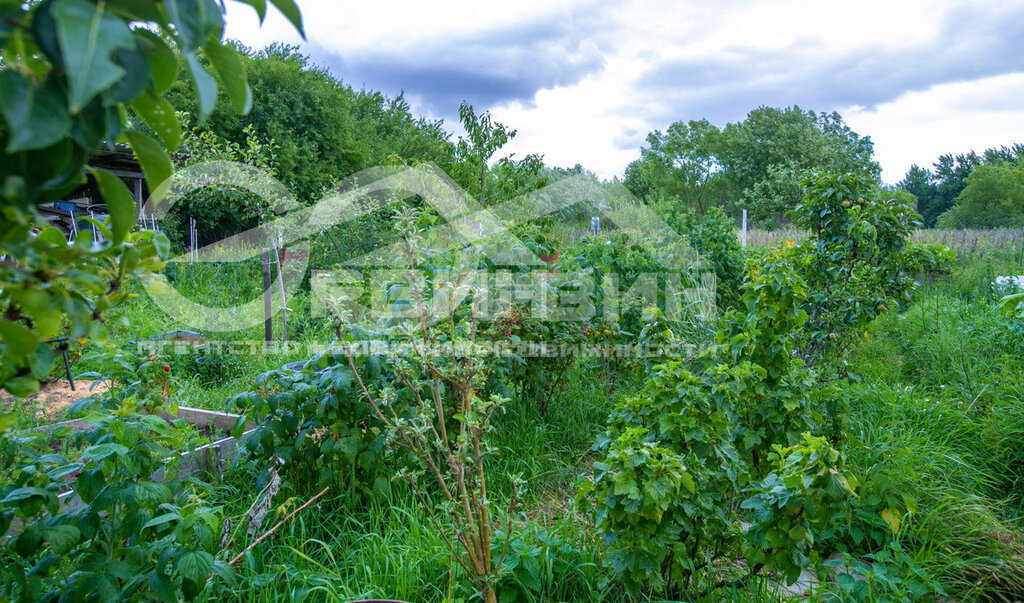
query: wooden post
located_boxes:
[262,248,273,350]
[133,178,144,221]
[741,209,747,248]
[272,244,288,343]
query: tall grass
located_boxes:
[199,362,640,602]
[840,258,1024,598]
[742,227,1024,259]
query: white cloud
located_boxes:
[225,0,594,54]
[223,0,1024,181]
[843,73,1024,183]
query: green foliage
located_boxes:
[0,226,167,397]
[938,162,1024,228]
[664,205,747,311]
[0,0,298,397]
[0,395,228,600]
[168,120,279,248]
[481,303,593,417]
[230,354,387,496]
[626,105,880,226]
[899,144,1022,227]
[74,347,176,414]
[742,434,857,583]
[450,102,547,204]
[825,541,946,601]
[171,44,359,203]
[787,173,950,361]
[170,45,459,204]
[623,119,726,215]
[583,259,854,597]
[840,285,1024,596]
[1001,291,1024,318]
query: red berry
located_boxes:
[162,365,171,372]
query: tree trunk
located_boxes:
[482,585,497,603]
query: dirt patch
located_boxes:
[0,380,109,419]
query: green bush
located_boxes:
[0,393,227,600]
[230,352,389,497]
[787,173,952,363]
[582,259,856,597]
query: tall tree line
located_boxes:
[168,43,460,204]
[899,144,1024,228]
[623,106,880,227]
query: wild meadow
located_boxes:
[6,192,1023,601]
[3,1,1024,601]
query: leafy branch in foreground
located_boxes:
[0,0,302,396]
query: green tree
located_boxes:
[349,90,457,172]
[898,164,940,226]
[170,43,360,203]
[625,106,880,226]
[167,120,279,248]
[900,144,1023,228]
[623,119,726,214]
[937,162,1024,228]
[170,45,461,204]
[719,106,880,225]
[449,102,546,205]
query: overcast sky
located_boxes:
[225,0,1024,183]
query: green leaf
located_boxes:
[0,71,72,153]
[76,469,105,503]
[89,168,136,244]
[1,487,52,503]
[176,550,214,582]
[82,442,130,460]
[130,92,181,150]
[107,0,163,21]
[0,320,40,362]
[136,30,178,95]
[240,0,267,22]
[204,40,252,114]
[164,0,223,50]
[71,95,123,149]
[105,45,151,105]
[679,471,695,494]
[3,376,39,397]
[144,512,183,529]
[125,130,173,196]
[28,345,55,379]
[31,0,63,63]
[43,525,81,555]
[269,0,304,38]
[185,52,219,121]
[15,528,42,558]
[52,0,136,113]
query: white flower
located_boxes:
[992,276,1024,295]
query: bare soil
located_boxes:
[0,379,110,419]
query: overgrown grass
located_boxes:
[744,227,1024,260]
[835,252,1024,598]
[39,235,1024,601]
[199,361,640,602]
